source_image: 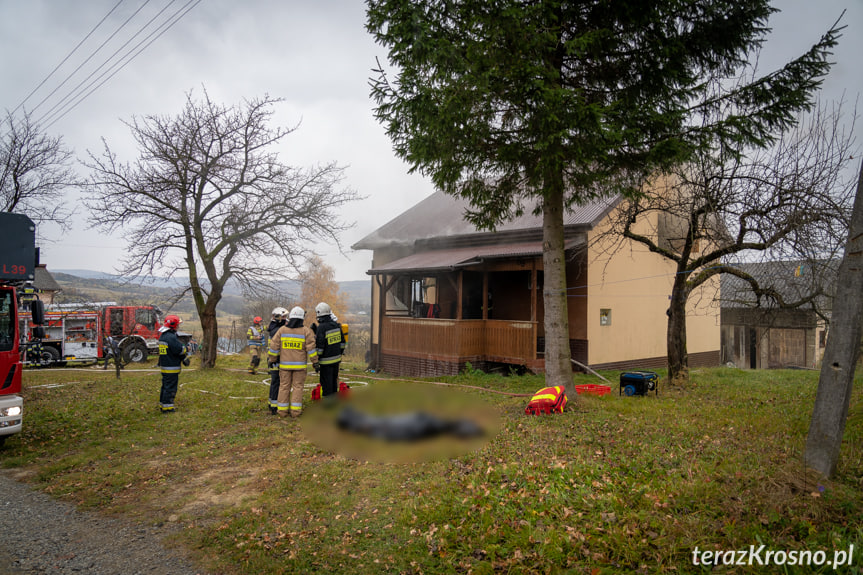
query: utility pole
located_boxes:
[805,160,863,477]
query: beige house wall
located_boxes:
[585,206,720,366]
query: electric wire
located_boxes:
[41,0,204,131]
[7,0,126,118]
[5,0,202,135]
[28,0,155,125]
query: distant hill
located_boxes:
[50,271,371,316]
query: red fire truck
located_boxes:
[0,213,44,446]
[31,304,164,366]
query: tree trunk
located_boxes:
[804,161,863,477]
[199,307,219,369]
[542,185,574,398]
[667,270,690,383]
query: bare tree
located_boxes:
[595,100,857,382]
[805,160,863,478]
[243,287,298,330]
[83,90,359,368]
[1,110,76,230]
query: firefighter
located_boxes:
[246,316,265,374]
[267,306,318,418]
[265,307,288,414]
[314,302,344,401]
[158,315,188,413]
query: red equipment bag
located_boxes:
[525,385,567,415]
[338,381,350,398]
[311,382,350,401]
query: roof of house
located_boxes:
[367,238,584,275]
[720,260,836,312]
[352,190,619,251]
[33,264,61,292]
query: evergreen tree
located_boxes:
[367,1,841,391]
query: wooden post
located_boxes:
[482,271,488,320]
[457,272,463,320]
[805,160,863,477]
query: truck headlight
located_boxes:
[1,406,22,417]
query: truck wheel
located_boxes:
[40,346,61,365]
[122,341,148,364]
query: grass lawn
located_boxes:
[3,355,862,574]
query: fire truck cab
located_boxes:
[0,213,44,446]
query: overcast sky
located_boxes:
[1,0,861,282]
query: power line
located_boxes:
[8,0,203,133]
[30,0,157,124]
[8,0,126,117]
[40,0,203,130]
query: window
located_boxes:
[386,276,440,317]
[0,292,13,352]
[600,308,612,326]
[136,308,155,330]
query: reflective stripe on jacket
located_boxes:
[247,325,264,346]
[268,325,317,370]
[315,317,343,366]
[158,329,187,373]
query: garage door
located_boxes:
[767,328,806,369]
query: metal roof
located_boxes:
[352,190,618,251]
[368,238,584,275]
[719,260,836,311]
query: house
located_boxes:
[720,260,834,369]
[21,264,62,307]
[352,190,721,377]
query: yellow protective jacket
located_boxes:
[247,324,265,347]
[268,325,318,370]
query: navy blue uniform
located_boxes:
[266,318,285,414]
[158,329,187,412]
[315,316,344,398]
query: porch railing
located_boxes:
[381,317,537,364]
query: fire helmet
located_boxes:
[315,302,331,318]
[272,307,288,318]
[289,306,305,320]
[253,316,262,324]
[164,315,182,329]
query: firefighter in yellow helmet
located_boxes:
[267,307,318,418]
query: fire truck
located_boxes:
[0,213,44,446]
[30,304,164,366]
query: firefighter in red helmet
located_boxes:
[247,316,265,374]
[158,315,188,413]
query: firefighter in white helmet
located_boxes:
[265,307,288,414]
[267,306,318,418]
[314,302,345,401]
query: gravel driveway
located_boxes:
[0,470,210,575]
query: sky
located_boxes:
[1,0,861,282]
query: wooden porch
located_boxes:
[381,316,543,370]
